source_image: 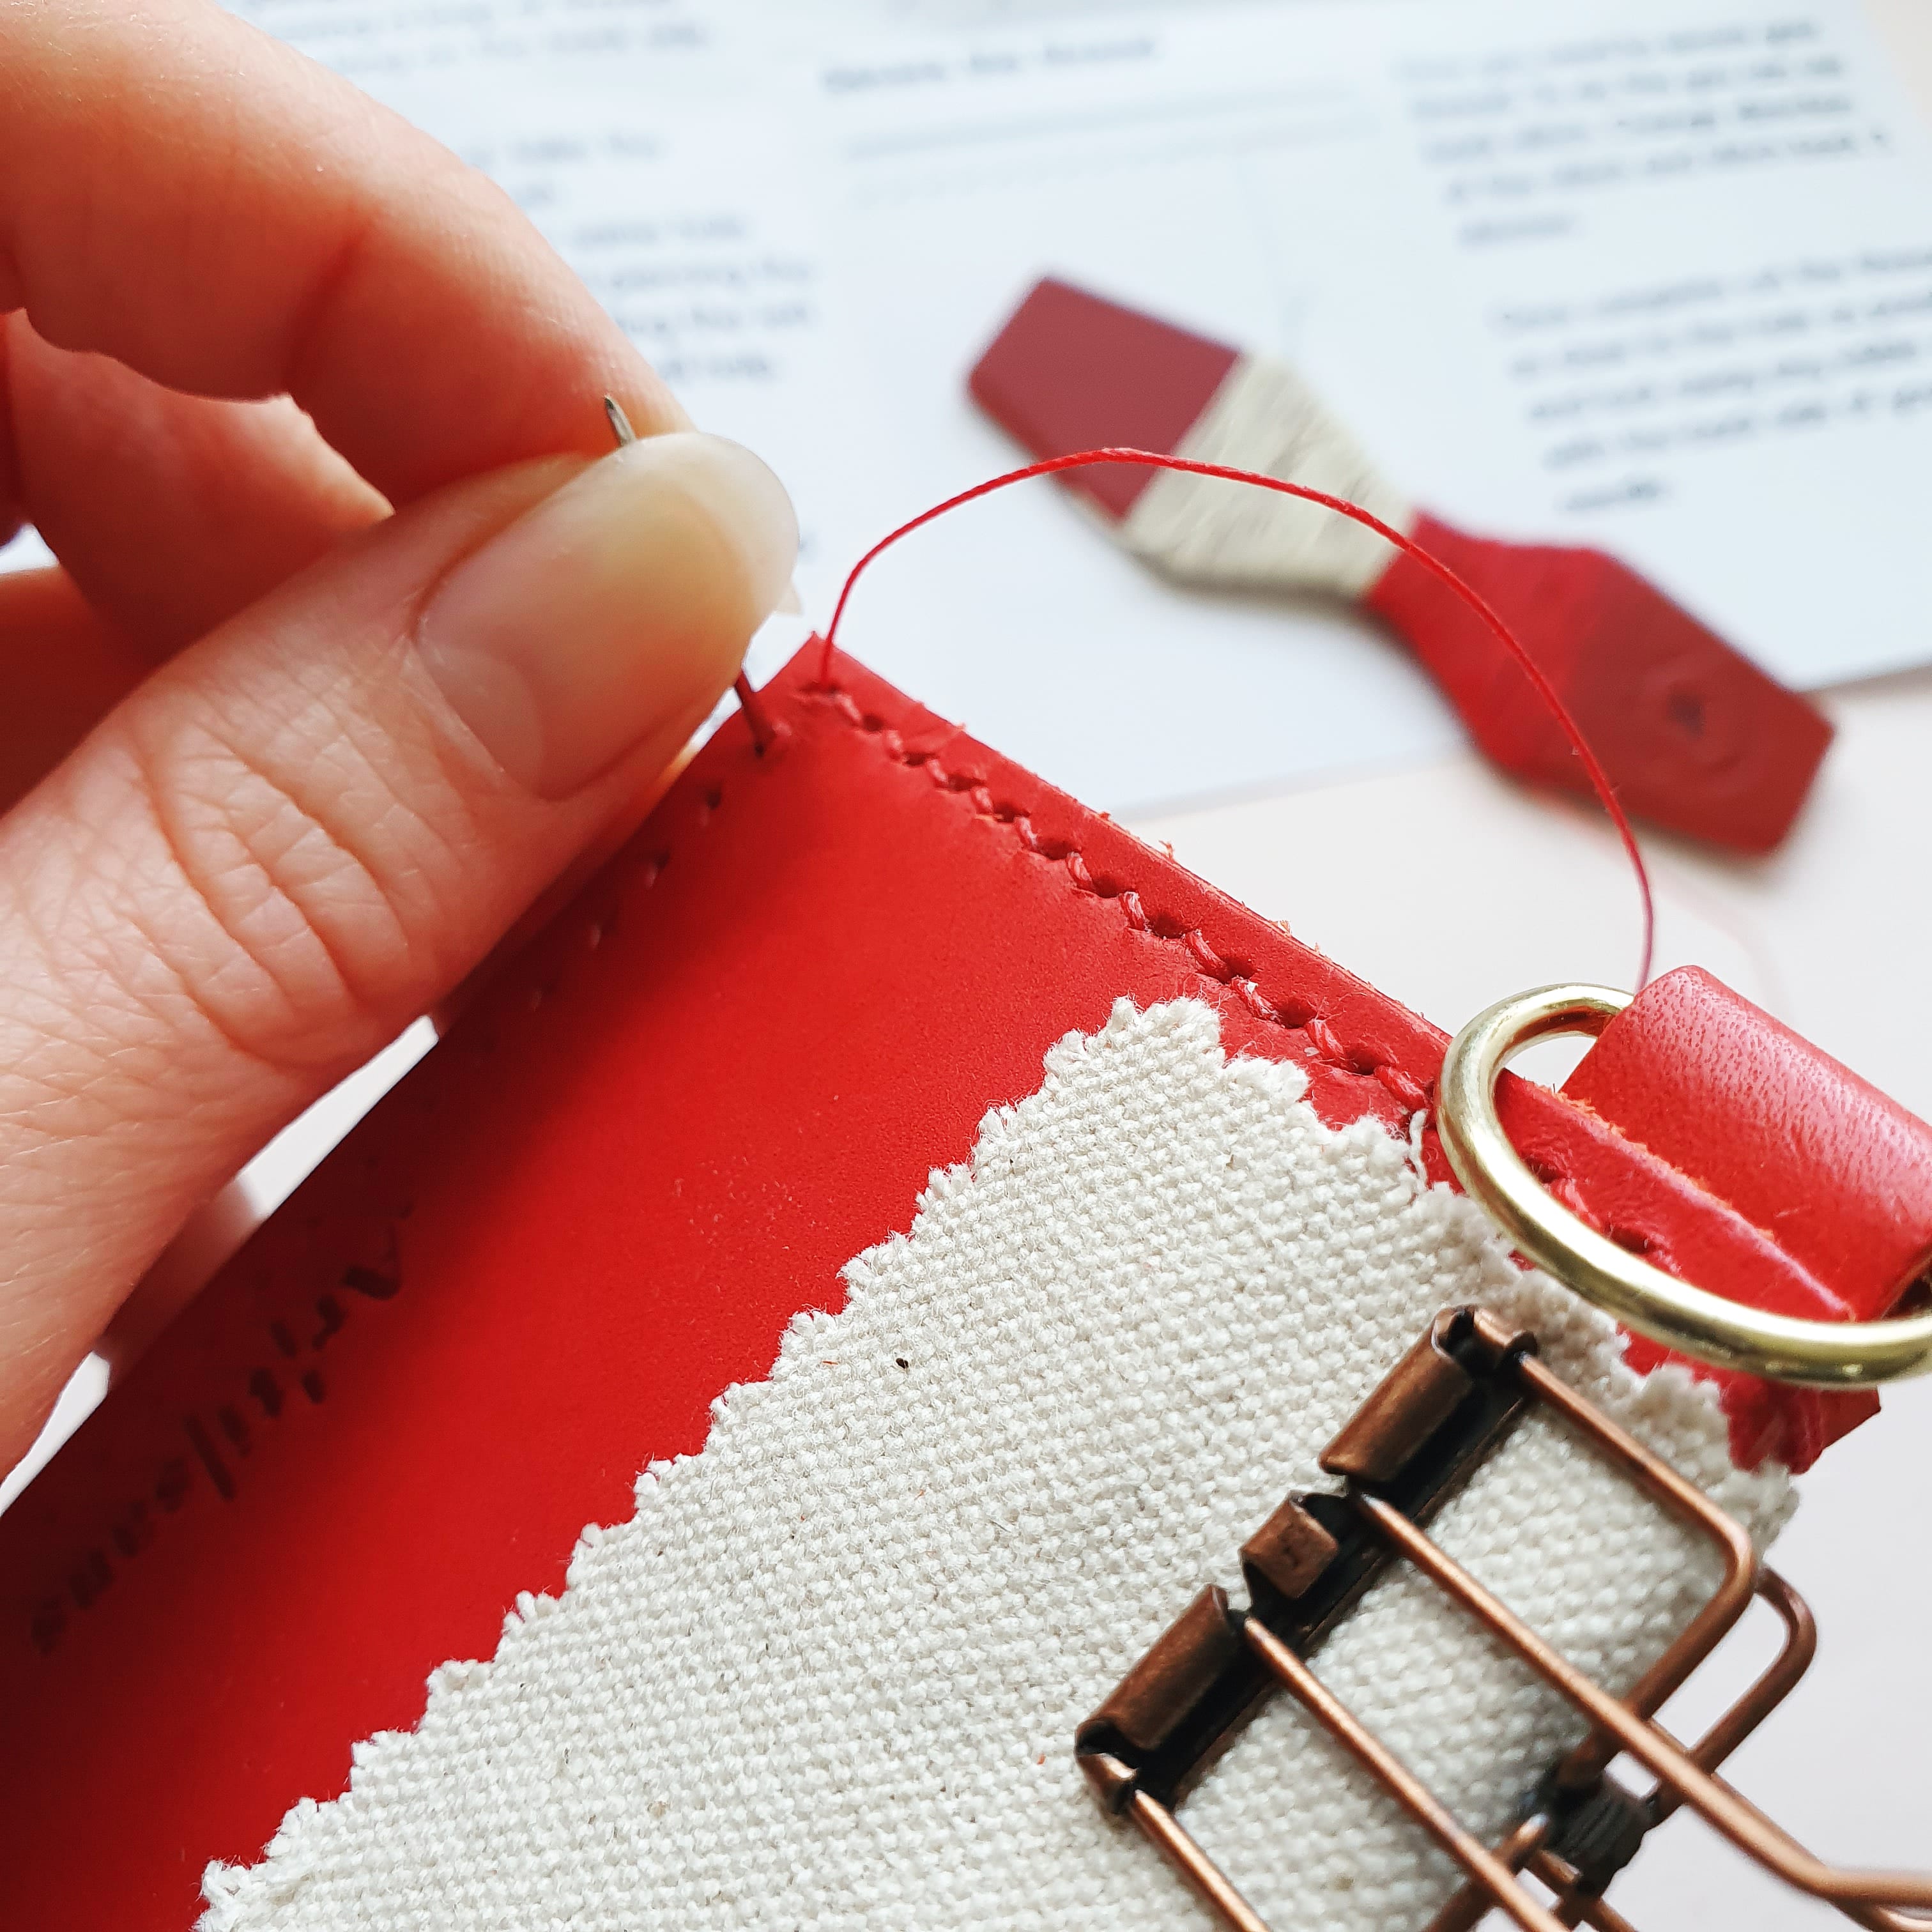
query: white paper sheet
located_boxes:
[431,109,857,576]
[221,0,728,87]
[789,1,1932,807]
[12,0,1929,815]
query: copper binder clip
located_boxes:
[1076,1307,1932,1932]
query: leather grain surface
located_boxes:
[0,646,1876,1928]
[1567,965,1932,1319]
[968,276,1238,519]
[1363,516,1834,854]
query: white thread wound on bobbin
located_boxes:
[1119,355,1414,599]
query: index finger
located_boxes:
[0,0,681,505]
[0,321,22,544]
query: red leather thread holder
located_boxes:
[969,276,1834,853]
[1362,524,1833,856]
[0,646,1882,1928]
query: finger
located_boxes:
[6,312,387,656]
[0,567,150,811]
[0,319,20,545]
[0,431,796,1465]
[0,0,683,507]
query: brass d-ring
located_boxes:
[1437,984,1932,1390]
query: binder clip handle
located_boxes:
[1078,1308,1932,1931]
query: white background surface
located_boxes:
[4,1,1931,1924]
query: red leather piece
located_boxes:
[967,276,1236,519]
[0,647,1873,1928]
[970,277,1832,854]
[1363,516,1833,853]
[1567,965,1932,1324]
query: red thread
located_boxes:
[1184,930,1229,979]
[815,447,1656,990]
[1305,1015,1349,1067]
[733,671,777,755]
[1232,978,1278,1024]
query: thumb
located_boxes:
[0,430,795,1464]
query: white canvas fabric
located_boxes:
[1119,355,1416,599]
[203,999,1791,1931]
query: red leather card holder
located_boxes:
[0,644,1891,1928]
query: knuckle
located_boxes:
[95,705,466,1075]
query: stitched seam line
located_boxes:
[818,686,1431,1116]
[816,687,1699,1275]
[815,687,1717,1276]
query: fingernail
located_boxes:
[417,432,797,799]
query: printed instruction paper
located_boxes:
[11,0,1928,814]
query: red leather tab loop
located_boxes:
[1361,517,1832,854]
[1562,966,1932,1464]
[1566,967,1932,1321]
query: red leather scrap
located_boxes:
[969,275,1833,853]
[1364,519,1832,855]
[967,275,1236,521]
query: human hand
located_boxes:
[0,1,797,1471]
